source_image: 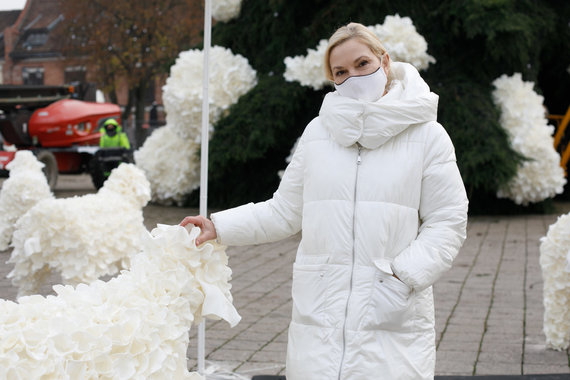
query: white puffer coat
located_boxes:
[211,62,468,380]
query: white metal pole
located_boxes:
[198,0,212,375]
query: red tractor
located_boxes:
[0,85,132,189]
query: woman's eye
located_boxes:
[335,70,345,77]
[358,60,369,67]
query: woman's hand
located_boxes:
[179,215,217,245]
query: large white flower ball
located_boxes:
[162,46,257,140]
[134,125,200,205]
[493,73,566,205]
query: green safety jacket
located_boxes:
[99,127,130,149]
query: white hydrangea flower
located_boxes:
[283,14,435,90]
[134,125,200,205]
[0,224,240,379]
[493,73,566,205]
[284,39,329,90]
[0,151,53,251]
[7,164,151,296]
[212,0,242,22]
[138,46,256,204]
[162,46,257,140]
[368,14,436,71]
[539,212,570,350]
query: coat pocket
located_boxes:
[361,270,415,331]
[291,262,330,326]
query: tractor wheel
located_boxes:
[36,150,58,190]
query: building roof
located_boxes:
[0,10,22,58]
[9,0,64,60]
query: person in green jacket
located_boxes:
[99,119,130,149]
[92,118,132,188]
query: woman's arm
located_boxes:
[181,135,306,246]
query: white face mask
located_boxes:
[334,66,387,102]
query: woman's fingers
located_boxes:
[179,215,217,245]
[179,215,203,227]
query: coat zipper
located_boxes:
[338,144,362,380]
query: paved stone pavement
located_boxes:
[0,175,569,378]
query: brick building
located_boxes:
[0,0,96,91]
[0,0,203,125]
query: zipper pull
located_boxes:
[357,146,362,165]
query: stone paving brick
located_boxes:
[475,361,522,375]
[261,342,288,352]
[435,350,477,373]
[479,342,523,354]
[522,364,570,375]
[478,350,524,364]
[223,339,267,351]
[439,330,484,344]
[207,348,256,362]
[437,339,481,352]
[249,349,286,363]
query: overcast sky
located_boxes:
[0,0,26,11]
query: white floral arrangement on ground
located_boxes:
[283,14,436,90]
[492,73,566,205]
[212,0,242,22]
[0,224,241,379]
[0,151,53,251]
[7,163,151,297]
[539,212,570,350]
[135,46,257,205]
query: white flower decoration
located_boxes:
[7,164,151,296]
[493,73,566,205]
[539,212,570,350]
[136,46,257,204]
[0,151,53,251]
[283,14,436,90]
[367,14,436,71]
[212,0,242,22]
[162,46,257,140]
[284,39,329,90]
[134,125,200,205]
[0,224,240,379]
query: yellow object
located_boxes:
[550,105,570,176]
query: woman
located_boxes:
[181,22,468,380]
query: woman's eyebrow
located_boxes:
[333,55,370,70]
[353,55,369,63]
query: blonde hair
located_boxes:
[324,22,393,85]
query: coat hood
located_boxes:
[319,62,439,149]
